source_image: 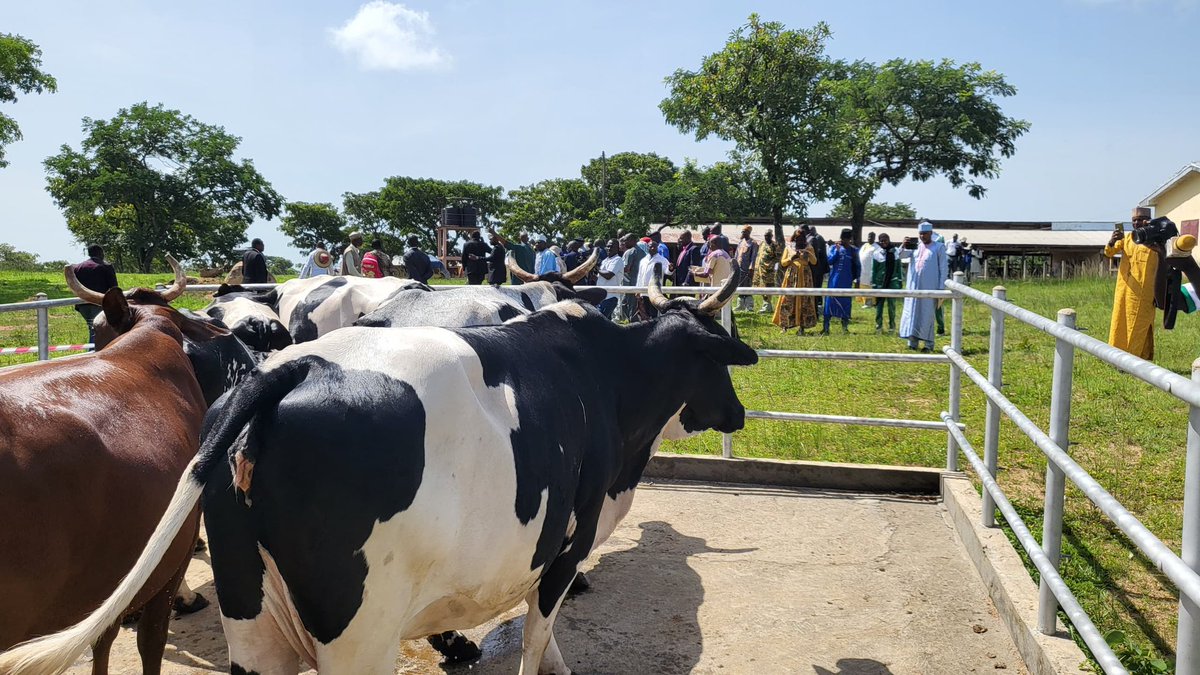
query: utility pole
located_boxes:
[600,151,611,215]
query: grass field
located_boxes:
[0,269,1194,668]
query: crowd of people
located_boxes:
[71,221,960,353]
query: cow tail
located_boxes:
[0,360,308,675]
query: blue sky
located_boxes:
[2,0,1198,263]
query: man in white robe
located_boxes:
[898,221,948,352]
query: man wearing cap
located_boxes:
[533,235,559,275]
[858,231,877,309]
[734,225,759,311]
[898,220,948,351]
[1104,207,1165,359]
[300,242,333,278]
[341,232,364,276]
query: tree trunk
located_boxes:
[850,200,867,246]
[138,248,153,273]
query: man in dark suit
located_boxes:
[242,238,269,284]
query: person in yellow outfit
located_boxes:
[772,229,818,334]
[1104,207,1166,360]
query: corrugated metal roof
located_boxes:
[1141,162,1200,207]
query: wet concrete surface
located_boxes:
[68,480,1025,674]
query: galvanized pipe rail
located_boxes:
[943,280,1200,673]
[943,414,1128,675]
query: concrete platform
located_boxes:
[70,480,1026,674]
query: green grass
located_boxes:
[0,270,1191,667]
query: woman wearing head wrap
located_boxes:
[771,230,818,333]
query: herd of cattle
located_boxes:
[0,250,756,675]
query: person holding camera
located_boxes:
[1104,207,1171,360]
[898,221,948,352]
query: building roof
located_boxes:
[658,224,1113,253]
[1140,162,1200,207]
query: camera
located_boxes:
[1132,217,1178,246]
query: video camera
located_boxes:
[1132,216,1178,246]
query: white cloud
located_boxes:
[329,1,450,71]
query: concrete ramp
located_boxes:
[69,480,1026,674]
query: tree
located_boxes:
[265,256,296,277]
[828,59,1029,243]
[501,178,596,240]
[677,159,774,226]
[580,151,677,216]
[827,200,916,221]
[0,33,57,169]
[0,243,41,271]
[279,202,347,254]
[45,102,283,272]
[342,177,506,251]
[660,16,844,244]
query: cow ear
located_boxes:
[687,321,758,367]
[101,288,132,332]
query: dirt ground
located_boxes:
[64,480,1026,674]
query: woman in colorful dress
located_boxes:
[772,230,818,334]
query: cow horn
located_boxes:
[647,263,672,311]
[64,264,106,305]
[506,253,537,283]
[158,255,187,302]
[562,248,599,284]
[697,263,741,316]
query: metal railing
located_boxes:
[940,279,1200,674]
[2,273,1196,672]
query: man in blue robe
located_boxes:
[899,221,949,352]
[822,228,861,334]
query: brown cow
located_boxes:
[0,258,211,675]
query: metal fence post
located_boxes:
[1177,359,1200,673]
[35,293,50,361]
[1039,308,1076,634]
[946,272,965,471]
[721,301,734,459]
[981,286,1007,527]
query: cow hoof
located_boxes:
[174,592,210,615]
[426,631,482,664]
[194,537,207,553]
[567,571,591,596]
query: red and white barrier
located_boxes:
[0,344,93,356]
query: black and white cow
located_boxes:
[3,272,754,675]
[354,285,530,328]
[267,275,428,343]
[202,284,293,354]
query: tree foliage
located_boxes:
[279,201,347,254]
[342,177,506,252]
[660,16,843,243]
[0,33,57,169]
[501,178,595,240]
[828,58,1029,241]
[45,102,283,272]
[265,255,297,277]
[827,200,916,220]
